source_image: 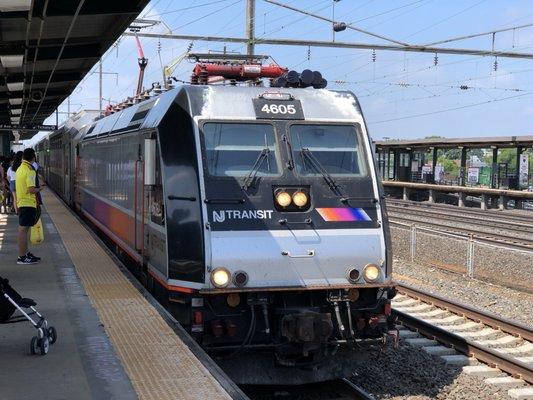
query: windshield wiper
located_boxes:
[241,148,270,191]
[300,147,340,194]
[282,134,294,170]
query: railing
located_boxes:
[390,220,533,293]
[383,180,533,209]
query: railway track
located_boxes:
[241,378,374,399]
[388,214,533,252]
[387,199,533,225]
[392,284,533,389]
[387,203,533,235]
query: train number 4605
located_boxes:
[253,98,304,119]
[261,103,296,115]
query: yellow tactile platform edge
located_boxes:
[42,190,231,400]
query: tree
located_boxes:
[443,148,461,160]
[437,156,459,175]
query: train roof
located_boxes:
[83,85,364,140]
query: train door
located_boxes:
[64,141,71,203]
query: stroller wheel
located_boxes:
[30,336,39,355]
[39,337,50,355]
[48,326,57,344]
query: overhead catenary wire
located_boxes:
[402,0,489,40]
[369,91,532,124]
[143,0,234,18]
[349,0,427,24]
[263,0,412,46]
[422,22,533,47]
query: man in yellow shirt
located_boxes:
[15,148,45,265]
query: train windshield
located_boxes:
[203,122,280,177]
[290,124,367,177]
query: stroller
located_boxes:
[1,276,57,355]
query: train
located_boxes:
[36,65,396,385]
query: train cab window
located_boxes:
[150,141,165,226]
[290,124,367,177]
[203,122,280,177]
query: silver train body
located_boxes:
[37,85,395,384]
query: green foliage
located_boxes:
[437,155,459,175]
[443,148,461,160]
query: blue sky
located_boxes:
[41,0,533,141]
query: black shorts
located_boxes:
[19,207,37,227]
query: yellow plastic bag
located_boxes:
[30,218,44,245]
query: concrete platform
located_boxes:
[0,191,244,400]
[0,212,136,400]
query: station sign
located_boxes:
[467,167,479,184]
[519,153,529,187]
[0,124,57,131]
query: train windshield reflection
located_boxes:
[203,122,281,177]
[290,124,367,177]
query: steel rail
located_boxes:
[339,379,375,400]
[396,284,533,342]
[389,216,533,252]
[387,205,533,232]
[386,199,533,224]
[393,309,533,384]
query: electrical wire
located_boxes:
[349,0,427,24]
[143,0,233,18]
[369,91,532,124]
[402,0,489,40]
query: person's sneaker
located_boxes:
[26,252,41,262]
[17,256,38,265]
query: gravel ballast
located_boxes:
[393,259,533,326]
[350,341,514,400]
[389,224,533,293]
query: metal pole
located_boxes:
[99,59,103,116]
[246,0,255,56]
[67,96,70,116]
[123,32,533,59]
[432,147,438,183]
[460,147,467,186]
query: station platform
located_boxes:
[0,190,243,400]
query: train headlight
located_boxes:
[275,191,292,207]
[363,264,380,282]
[292,191,308,207]
[211,268,230,288]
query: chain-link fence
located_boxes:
[390,221,533,293]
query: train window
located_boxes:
[203,122,281,177]
[290,124,367,177]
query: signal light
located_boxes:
[233,271,249,287]
[347,268,360,283]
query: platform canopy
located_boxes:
[375,135,533,150]
[0,0,149,141]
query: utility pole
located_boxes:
[99,59,103,116]
[246,0,255,56]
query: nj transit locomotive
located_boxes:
[38,78,395,384]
